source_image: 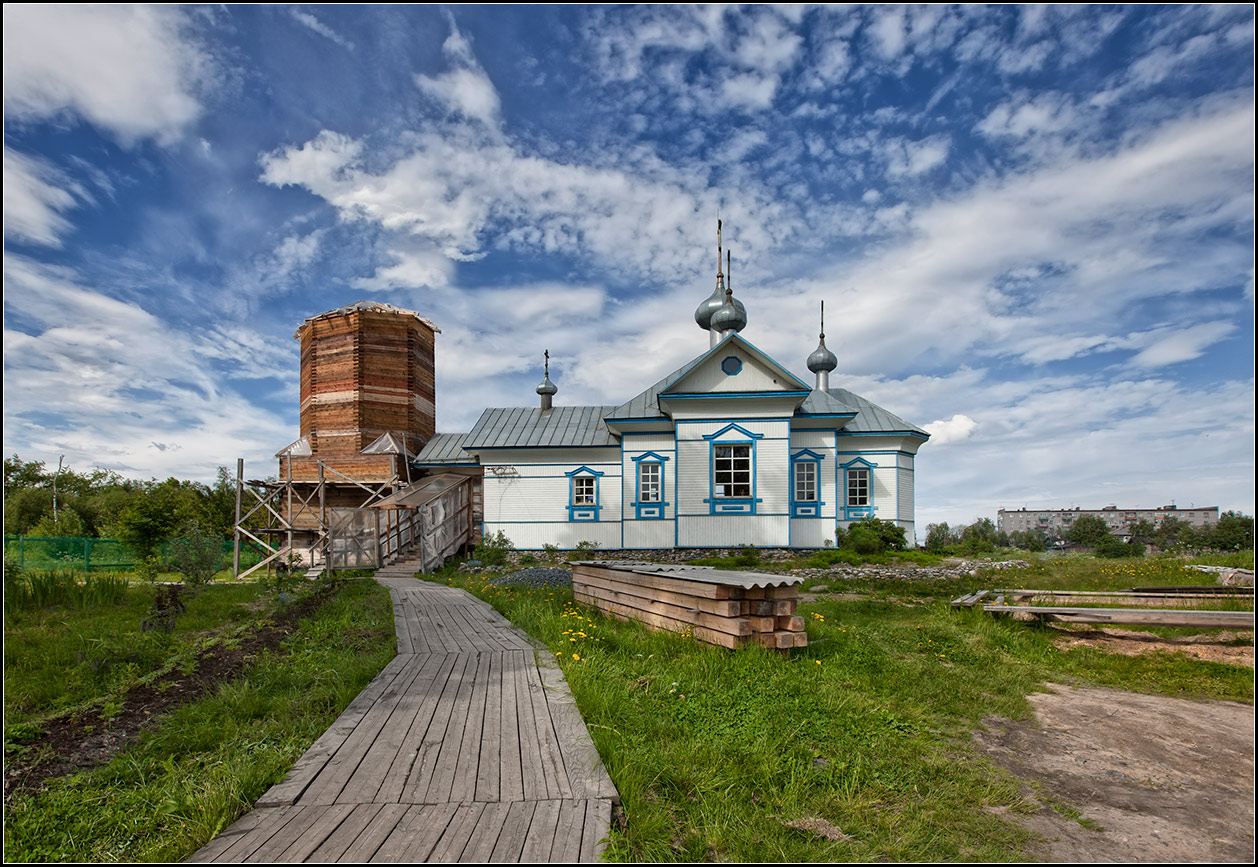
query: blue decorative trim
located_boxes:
[632,453,667,520]
[840,458,875,520]
[721,355,743,376]
[677,417,792,424]
[790,449,824,518]
[630,451,671,463]
[837,430,930,440]
[702,422,765,442]
[565,466,603,521]
[665,391,811,400]
[706,423,759,514]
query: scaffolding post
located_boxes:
[233,458,243,577]
[319,464,329,581]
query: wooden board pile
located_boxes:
[572,563,807,650]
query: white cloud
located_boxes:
[2,255,292,481]
[868,6,908,61]
[1129,321,1238,368]
[415,24,502,129]
[3,148,84,247]
[291,9,354,51]
[925,413,979,445]
[2,5,211,145]
[885,135,951,177]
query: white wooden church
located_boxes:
[416,226,929,550]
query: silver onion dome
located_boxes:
[710,289,747,334]
[694,285,727,330]
[536,375,557,396]
[807,336,837,373]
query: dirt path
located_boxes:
[974,684,1255,862]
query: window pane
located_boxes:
[848,469,869,507]
[714,444,752,498]
[573,476,596,505]
[639,463,660,502]
[795,461,817,501]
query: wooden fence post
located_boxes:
[233,458,243,578]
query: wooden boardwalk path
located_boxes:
[189,567,618,863]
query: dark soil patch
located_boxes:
[3,580,347,803]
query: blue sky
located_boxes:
[3,4,1254,535]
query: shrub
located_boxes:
[473,530,515,567]
[541,543,561,563]
[566,540,601,562]
[167,520,222,590]
[731,544,760,567]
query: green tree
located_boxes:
[1153,517,1190,550]
[1209,512,1254,551]
[1066,514,1110,547]
[924,522,955,552]
[167,520,223,589]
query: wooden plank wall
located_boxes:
[297,309,436,457]
[572,565,807,650]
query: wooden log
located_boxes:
[575,591,745,649]
[743,587,766,600]
[573,570,740,616]
[744,615,776,632]
[575,582,752,637]
[776,615,805,632]
[573,564,734,599]
[755,631,806,650]
[983,605,1255,629]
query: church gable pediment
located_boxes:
[661,333,810,400]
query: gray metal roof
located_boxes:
[604,356,705,420]
[574,561,802,589]
[463,405,620,449]
[828,387,929,436]
[414,432,478,464]
[796,389,859,417]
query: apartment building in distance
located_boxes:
[998,505,1220,537]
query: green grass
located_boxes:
[436,554,1252,862]
[3,579,395,863]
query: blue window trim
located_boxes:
[790,448,825,518]
[703,424,762,515]
[630,452,669,519]
[721,355,743,375]
[565,466,603,522]
[840,457,876,521]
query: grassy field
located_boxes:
[3,576,395,863]
[440,552,1253,862]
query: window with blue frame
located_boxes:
[790,449,824,517]
[704,424,762,514]
[565,466,603,522]
[630,452,669,519]
[841,458,875,519]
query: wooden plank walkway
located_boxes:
[190,566,618,863]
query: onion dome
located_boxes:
[710,288,747,334]
[694,285,727,330]
[807,337,837,373]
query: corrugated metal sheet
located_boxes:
[828,387,929,436]
[573,561,802,589]
[604,357,705,419]
[464,405,619,449]
[414,432,477,464]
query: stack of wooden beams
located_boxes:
[572,563,806,650]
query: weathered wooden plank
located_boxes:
[246,805,329,861]
[337,651,452,804]
[305,803,388,861]
[423,649,482,804]
[273,802,358,861]
[369,802,459,863]
[475,651,503,802]
[257,653,413,807]
[373,653,460,804]
[498,650,526,803]
[575,590,745,648]
[549,799,587,863]
[519,799,563,862]
[522,653,574,801]
[573,564,734,599]
[535,652,619,802]
[301,649,437,806]
[776,615,805,632]
[186,806,269,862]
[510,649,549,802]
[403,653,476,803]
[574,570,741,616]
[337,802,412,861]
[449,651,492,803]
[985,605,1255,629]
[489,800,538,862]
[458,800,512,863]
[427,802,487,863]
[212,805,300,862]
[579,799,613,863]
[576,582,752,637]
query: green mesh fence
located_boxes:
[3,537,266,573]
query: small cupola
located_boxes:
[807,301,837,391]
[710,248,747,339]
[536,349,557,410]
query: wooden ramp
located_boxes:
[190,567,618,863]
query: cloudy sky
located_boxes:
[3,4,1254,535]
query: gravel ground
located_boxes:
[487,566,573,588]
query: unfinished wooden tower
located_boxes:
[280,301,440,485]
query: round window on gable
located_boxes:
[721,355,742,376]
